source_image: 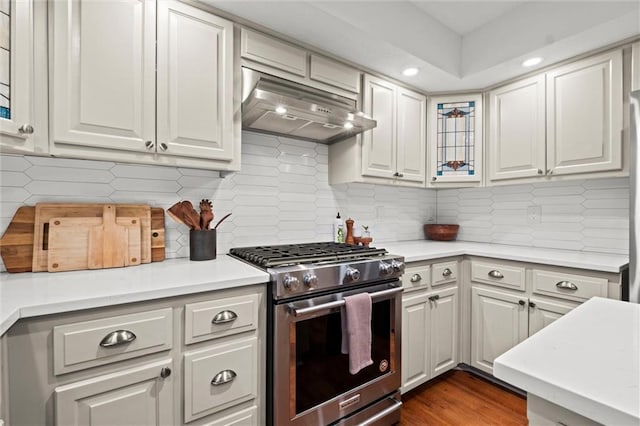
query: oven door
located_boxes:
[272,281,402,426]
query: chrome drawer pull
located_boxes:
[211,370,237,386]
[212,310,238,324]
[410,273,422,283]
[442,268,452,277]
[99,330,137,348]
[556,281,578,291]
[488,270,504,279]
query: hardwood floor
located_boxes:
[399,370,527,425]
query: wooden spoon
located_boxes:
[181,201,201,230]
[199,199,214,230]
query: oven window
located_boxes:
[294,299,392,414]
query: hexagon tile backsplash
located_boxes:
[0,131,629,272]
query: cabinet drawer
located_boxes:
[310,55,360,93]
[402,264,431,292]
[532,270,607,302]
[53,308,173,375]
[185,294,260,344]
[184,337,258,422]
[241,29,307,76]
[471,260,525,291]
[201,406,258,426]
[432,261,458,287]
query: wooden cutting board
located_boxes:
[47,215,142,272]
[87,205,134,270]
[32,203,152,272]
[0,206,35,273]
[151,208,166,262]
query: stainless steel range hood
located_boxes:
[241,68,376,144]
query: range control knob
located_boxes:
[391,260,405,273]
[283,275,300,291]
[379,262,393,275]
[303,273,318,288]
[345,267,361,282]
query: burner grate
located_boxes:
[229,242,387,268]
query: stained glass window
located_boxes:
[0,0,9,119]
[436,101,475,177]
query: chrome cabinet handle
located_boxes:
[537,168,543,175]
[160,367,172,379]
[410,273,422,283]
[488,270,504,279]
[99,330,137,347]
[556,281,578,291]
[211,370,237,386]
[442,268,452,277]
[518,300,526,306]
[159,142,168,151]
[428,294,440,302]
[144,140,155,150]
[18,124,34,134]
[212,310,238,324]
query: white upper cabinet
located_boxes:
[428,94,483,185]
[156,0,234,161]
[309,54,361,94]
[0,0,47,153]
[241,28,307,77]
[361,74,426,185]
[396,87,427,183]
[546,50,623,176]
[51,0,156,153]
[362,75,397,179]
[50,0,238,170]
[489,75,546,181]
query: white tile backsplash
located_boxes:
[437,177,630,255]
[0,131,436,271]
[0,132,630,272]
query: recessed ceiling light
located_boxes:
[344,122,354,130]
[402,67,419,77]
[275,106,287,114]
[522,57,543,67]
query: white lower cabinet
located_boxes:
[2,285,265,426]
[55,359,174,426]
[528,297,576,336]
[401,261,459,394]
[471,287,528,375]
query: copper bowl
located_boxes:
[423,224,459,241]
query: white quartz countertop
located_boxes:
[494,297,640,425]
[0,256,269,336]
[381,240,628,273]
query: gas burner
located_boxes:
[229,242,387,268]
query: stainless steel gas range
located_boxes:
[229,242,404,426]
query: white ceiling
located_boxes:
[205,0,640,92]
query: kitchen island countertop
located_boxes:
[381,240,628,273]
[494,297,640,425]
[0,256,269,335]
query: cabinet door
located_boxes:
[528,297,576,336]
[157,1,235,161]
[401,290,429,393]
[546,50,622,175]
[55,359,174,425]
[633,42,640,92]
[489,75,546,181]
[51,0,156,152]
[429,94,483,184]
[0,0,33,147]
[310,55,360,94]
[396,87,427,184]
[429,287,458,378]
[362,75,396,179]
[471,287,528,375]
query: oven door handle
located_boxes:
[290,287,403,317]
